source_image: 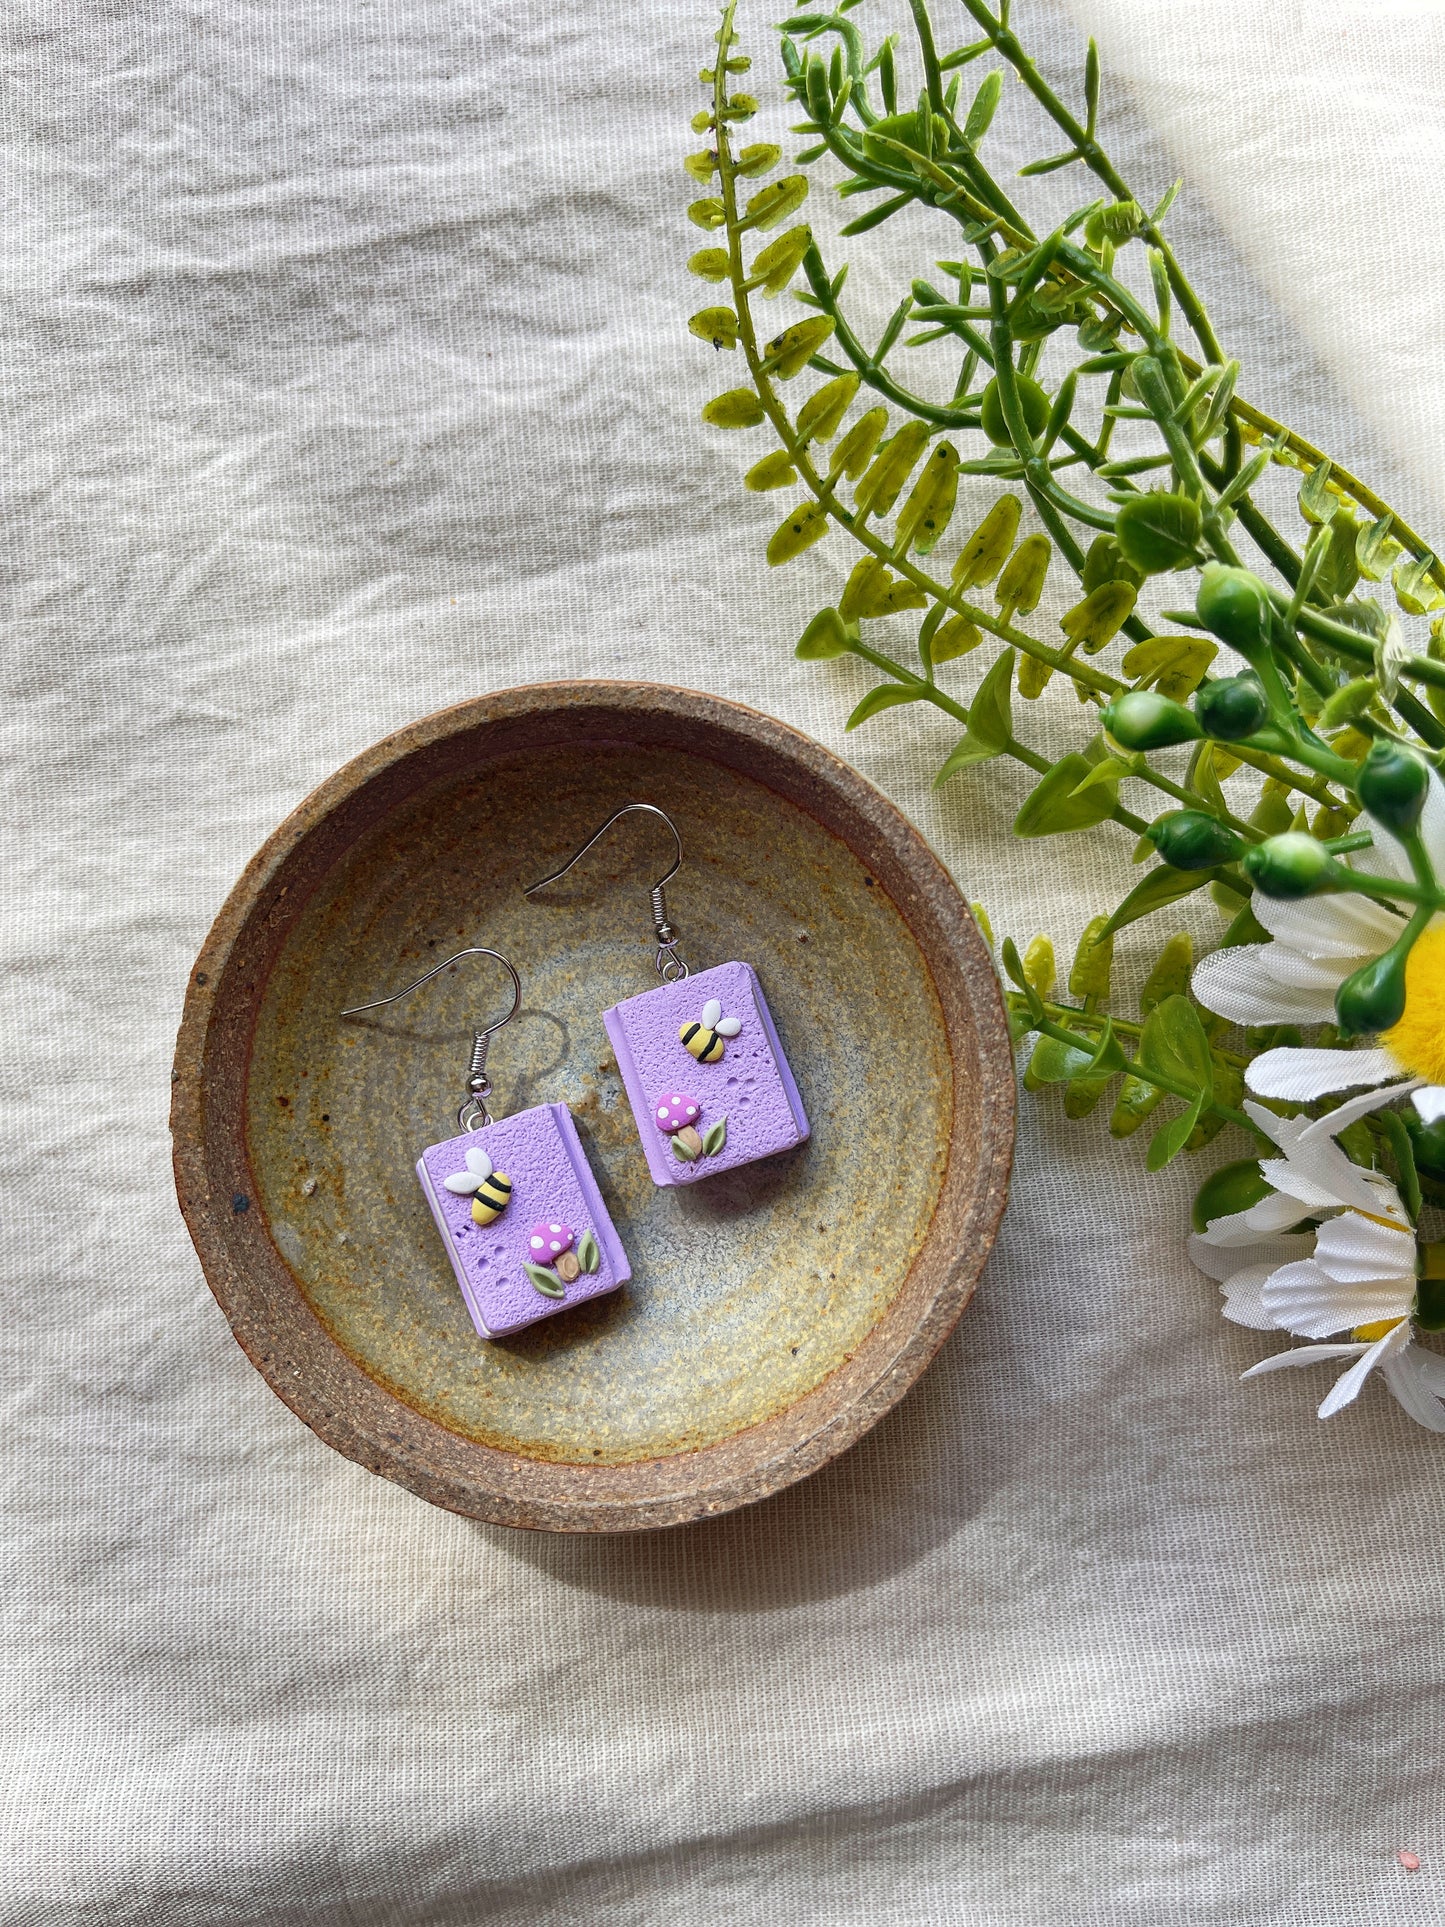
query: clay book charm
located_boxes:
[525,804,809,1188]
[342,947,628,1338]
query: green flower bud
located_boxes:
[1146,810,1244,872]
[1241,832,1339,899]
[1355,740,1431,836]
[1191,1158,1269,1233]
[1195,563,1273,663]
[1406,1109,1445,1183]
[1335,940,1409,1037]
[1194,673,1270,742]
[979,375,1050,448]
[1100,690,1203,750]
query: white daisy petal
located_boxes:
[1219,1262,1286,1330]
[1406,1348,1445,1396]
[1252,887,1403,959]
[1414,1086,1445,1125]
[1299,1077,1423,1143]
[1312,1213,1418,1289]
[1257,1156,1344,1212]
[1261,1257,1358,1338]
[1380,1352,1445,1433]
[1242,1341,1368,1377]
[1318,1320,1410,1418]
[1196,1197,1311,1246]
[1246,1046,1398,1102]
[1189,1232,1303,1278]
[1192,948,1338,1025]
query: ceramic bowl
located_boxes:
[171,683,1014,1530]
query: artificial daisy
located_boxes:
[1191,1102,1445,1428]
[1192,769,1445,1136]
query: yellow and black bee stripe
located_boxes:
[470,1172,513,1224]
[679,1021,725,1063]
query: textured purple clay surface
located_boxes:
[417,1103,627,1337]
[604,960,809,1188]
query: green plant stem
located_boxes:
[1031,1012,1266,1141]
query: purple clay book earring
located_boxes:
[524,804,808,1189]
[341,947,628,1338]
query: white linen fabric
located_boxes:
[6,1,1445,1920]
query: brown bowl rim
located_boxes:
[170,681,1015,1531]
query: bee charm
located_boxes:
[442,1145,513,1224]
[679,997,742,1063]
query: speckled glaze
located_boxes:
[416,1103,625,1337]
[171,684,1015,1532]
[605,960,808,1187]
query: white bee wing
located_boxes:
[715,1016,741,1036]
[443,1171,482,1194]
[465,1148,494,1179]
[701,999,722,1028]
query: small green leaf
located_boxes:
[953,494,1022,590]
[1139,994,1213,1097]
[744,451,798,492]
[736,142,782,177]
[1393,552,1445,616]
[576,1230,600,1274]
[830,406,888,481]
[702,389,765,430]
[745,174,809,231]
[702,1118,728,1156]
[766,500,829,565]
[1356,515,1401,582]
[930,613,982,663]
[964,647,1015,753]
[1027,1034,1094,1085]
[856,420,930,517]
[672,1133,701,1162]
[895,442,960,554]
[687,248,731,281]
[796,607,850,660]
[687,197,727,231]
[761,315,835,379]
[524,1263,567,1298]
[1084,1018,1128,1078]
[1297,459,1335,526]
[1060,581,1136,655]
[796,373,860,442]
[847,684,922,730]
[1114,492,1204,575]
[1069,913,1114,1001]
[1121,634,1217,701]
[963,68,1003,143]
[994,533,1051,621]
[688,307,738,350]
[1141,934,1196,1012]
[1013,754,1118,837]
[750,225,812,296]
[1146,1094,1206,1171]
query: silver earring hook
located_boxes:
[341,947,522,1131]
[523,802,691,981]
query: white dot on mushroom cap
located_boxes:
[530,1237,544,1251]
[657,1106,668,1118]
[550,1224,561,1233]
[550,1241,561,1253]
[686,1105,696,1117]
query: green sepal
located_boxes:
[576,1231,601,1275]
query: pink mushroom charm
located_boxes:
[526,1221,574,1262]
[653,1092,701,1134]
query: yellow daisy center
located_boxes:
[1382,923,1445,1085]
[1352,1317,1405,1343]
